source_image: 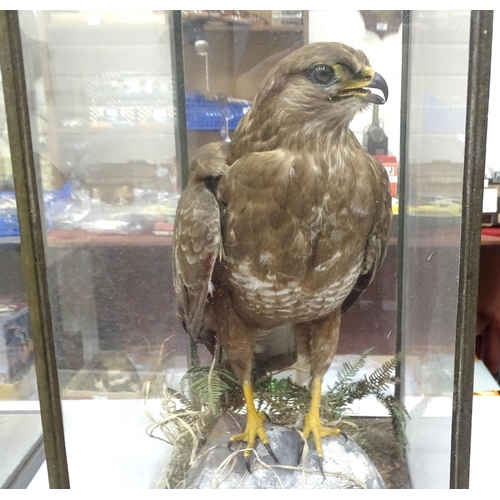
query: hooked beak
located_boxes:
[366,72,389,104]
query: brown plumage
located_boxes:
[173,42,392,471]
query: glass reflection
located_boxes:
[19,10,183,488]
[401,10,471,489]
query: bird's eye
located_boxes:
[309,64,335,85]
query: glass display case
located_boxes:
[0,9,495,489]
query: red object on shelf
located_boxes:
[375,154,398,197]
[482,227,500,237]
[153,222,174,236]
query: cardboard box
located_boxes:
[0,305,33,387]
[482,184,500,227]
[0,364,37,400]
[62,350,143,400]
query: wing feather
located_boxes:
[173,182,223,339]
[173,142,229,340]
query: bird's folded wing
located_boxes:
[341,156,392,313]
[172,181,223,340]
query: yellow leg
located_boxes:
[230,381,278,469]
[303,378,342,472]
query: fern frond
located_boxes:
[375,393,410,456]
[181,364,239,414]
[329,348,372,391]
[365,353,401,392]
[164,386,193,408]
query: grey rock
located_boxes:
[185,413,386,489]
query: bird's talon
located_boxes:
[227,440,235,453]
[340,431,348,443]
[244,455,252,474]
[318,456,325,477]
[297,440,305,465]
[264,442,279,463]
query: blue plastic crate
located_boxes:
[0,182,72,237]
[185,93,251,131]
[0,212,20,237]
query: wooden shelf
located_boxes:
[0,237,21,245]
[480,234,500,246]
[57,124,170,136]
[46,230,172,248]
[204,22,303,33]
[42,227,500,250]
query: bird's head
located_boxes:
[250,42,388,130]
[230,42,389,158]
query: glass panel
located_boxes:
[0,48,44,488]
[18,9,408,488]
[18,10,182,488]
[17,9,478,489]
[400,10,471,489]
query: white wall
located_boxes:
[406,11,470,166]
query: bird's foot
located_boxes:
[300,411,346,475]
[228,410,278,472]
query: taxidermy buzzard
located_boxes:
[173,42,391,472]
